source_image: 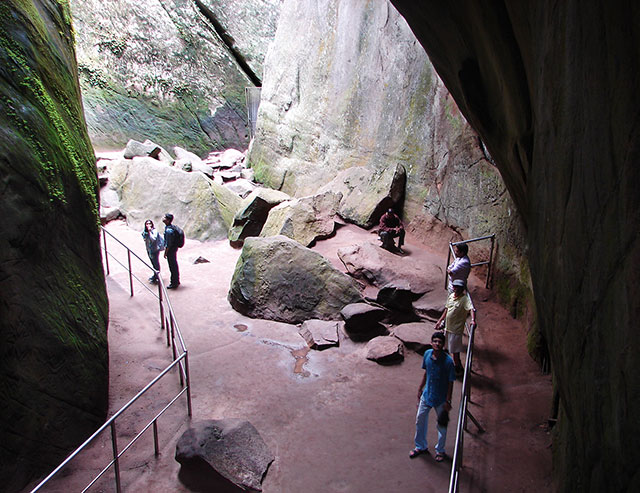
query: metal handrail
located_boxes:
[447,291,483,493]
[445,234,496,289]
[30,227,192,493]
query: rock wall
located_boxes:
[0,1,109,490]
[69,0,282,154]
[390,1,640,490]
[249,0,531,323]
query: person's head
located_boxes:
[163,213,173,225]
[452,279,466,295]
[431,331,445,351]
[454,243,468,257]
[145,219,154,231]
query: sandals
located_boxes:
[435,452,446,462]
[409,448,426,459]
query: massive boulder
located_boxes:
[228,188,291,246]
[389,1,640,489]
[69,0,282,153]
[108,156,242,240]
[0,2,108,489]
[228,236,364,323]
[260,191,342,246]
[318,164,406,228]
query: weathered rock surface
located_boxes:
[318,164,406,228]
[260,191,342,246]
[175,419,274,492]
[390,1,640,489]
[337,242,443,293]
[392,322,433,354]
[298,320,341,350]
[69,0,282,153]
[108,157,242,240]
[229,188,291,246]
[365,336,404,365]
[0,2,108,489]
[228,236,364,323]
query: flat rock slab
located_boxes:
[338,242,443,293]
[175,419,274,492]
[299,319,340,350]
[366,336,404,365]
[392,322,434,354]
[376,280,420,312]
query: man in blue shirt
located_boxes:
[410,331,456,462]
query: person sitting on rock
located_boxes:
[378,208,405,252]
[435,279,476,375]
[447,242,471,292]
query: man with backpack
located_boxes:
[162,213,184,289]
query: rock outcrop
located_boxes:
[228,236,364,323]
[228,188,291,246]
[108,156,242,240]
[0,2,108,489]
[389,1,640,489]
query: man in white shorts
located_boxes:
[435,279,476,375]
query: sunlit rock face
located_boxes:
[69,0,282,154]
[0,1,109,490]
[390,1,640,490]
[249,0,530,316]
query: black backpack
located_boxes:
[172,225,185,248]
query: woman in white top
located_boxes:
[142,219,164,283]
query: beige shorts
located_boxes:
[446,331,464,354]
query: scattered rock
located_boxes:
[124,139,174,165]
[340,303,389,341]
[298,320,341,350]
[174,146,204,166]
[224,178,257,198]
[319,164,406,228]
[365,336,404,365]
[228,188,291,247]
[376,280,421,312]
[228,236,364,324]
[412,289,447,321]
[175,419,274,492]
[392,322,433,354]
[193,256,210,264]
[260,191,342,247]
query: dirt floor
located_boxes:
[28,220,554,493]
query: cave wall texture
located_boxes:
[69,0,282,155]
[389,1,640,490]
[0,1,109,490]
[249,0,531,321]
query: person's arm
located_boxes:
[417,372,426,401]
[435,307,448,330]
[444,381,453,411]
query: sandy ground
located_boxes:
[27,220,553,493]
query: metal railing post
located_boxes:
[127,250,134,297]
[110,421,122,493]
[103,228,110,275]
[185,351,193,417]
[487,234,495,288]
[158,282,165,332]
[153,420,160,457]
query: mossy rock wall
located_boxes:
[69,0,282,155]
[0,1,108,490]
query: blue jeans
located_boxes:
[414,398,447,453]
